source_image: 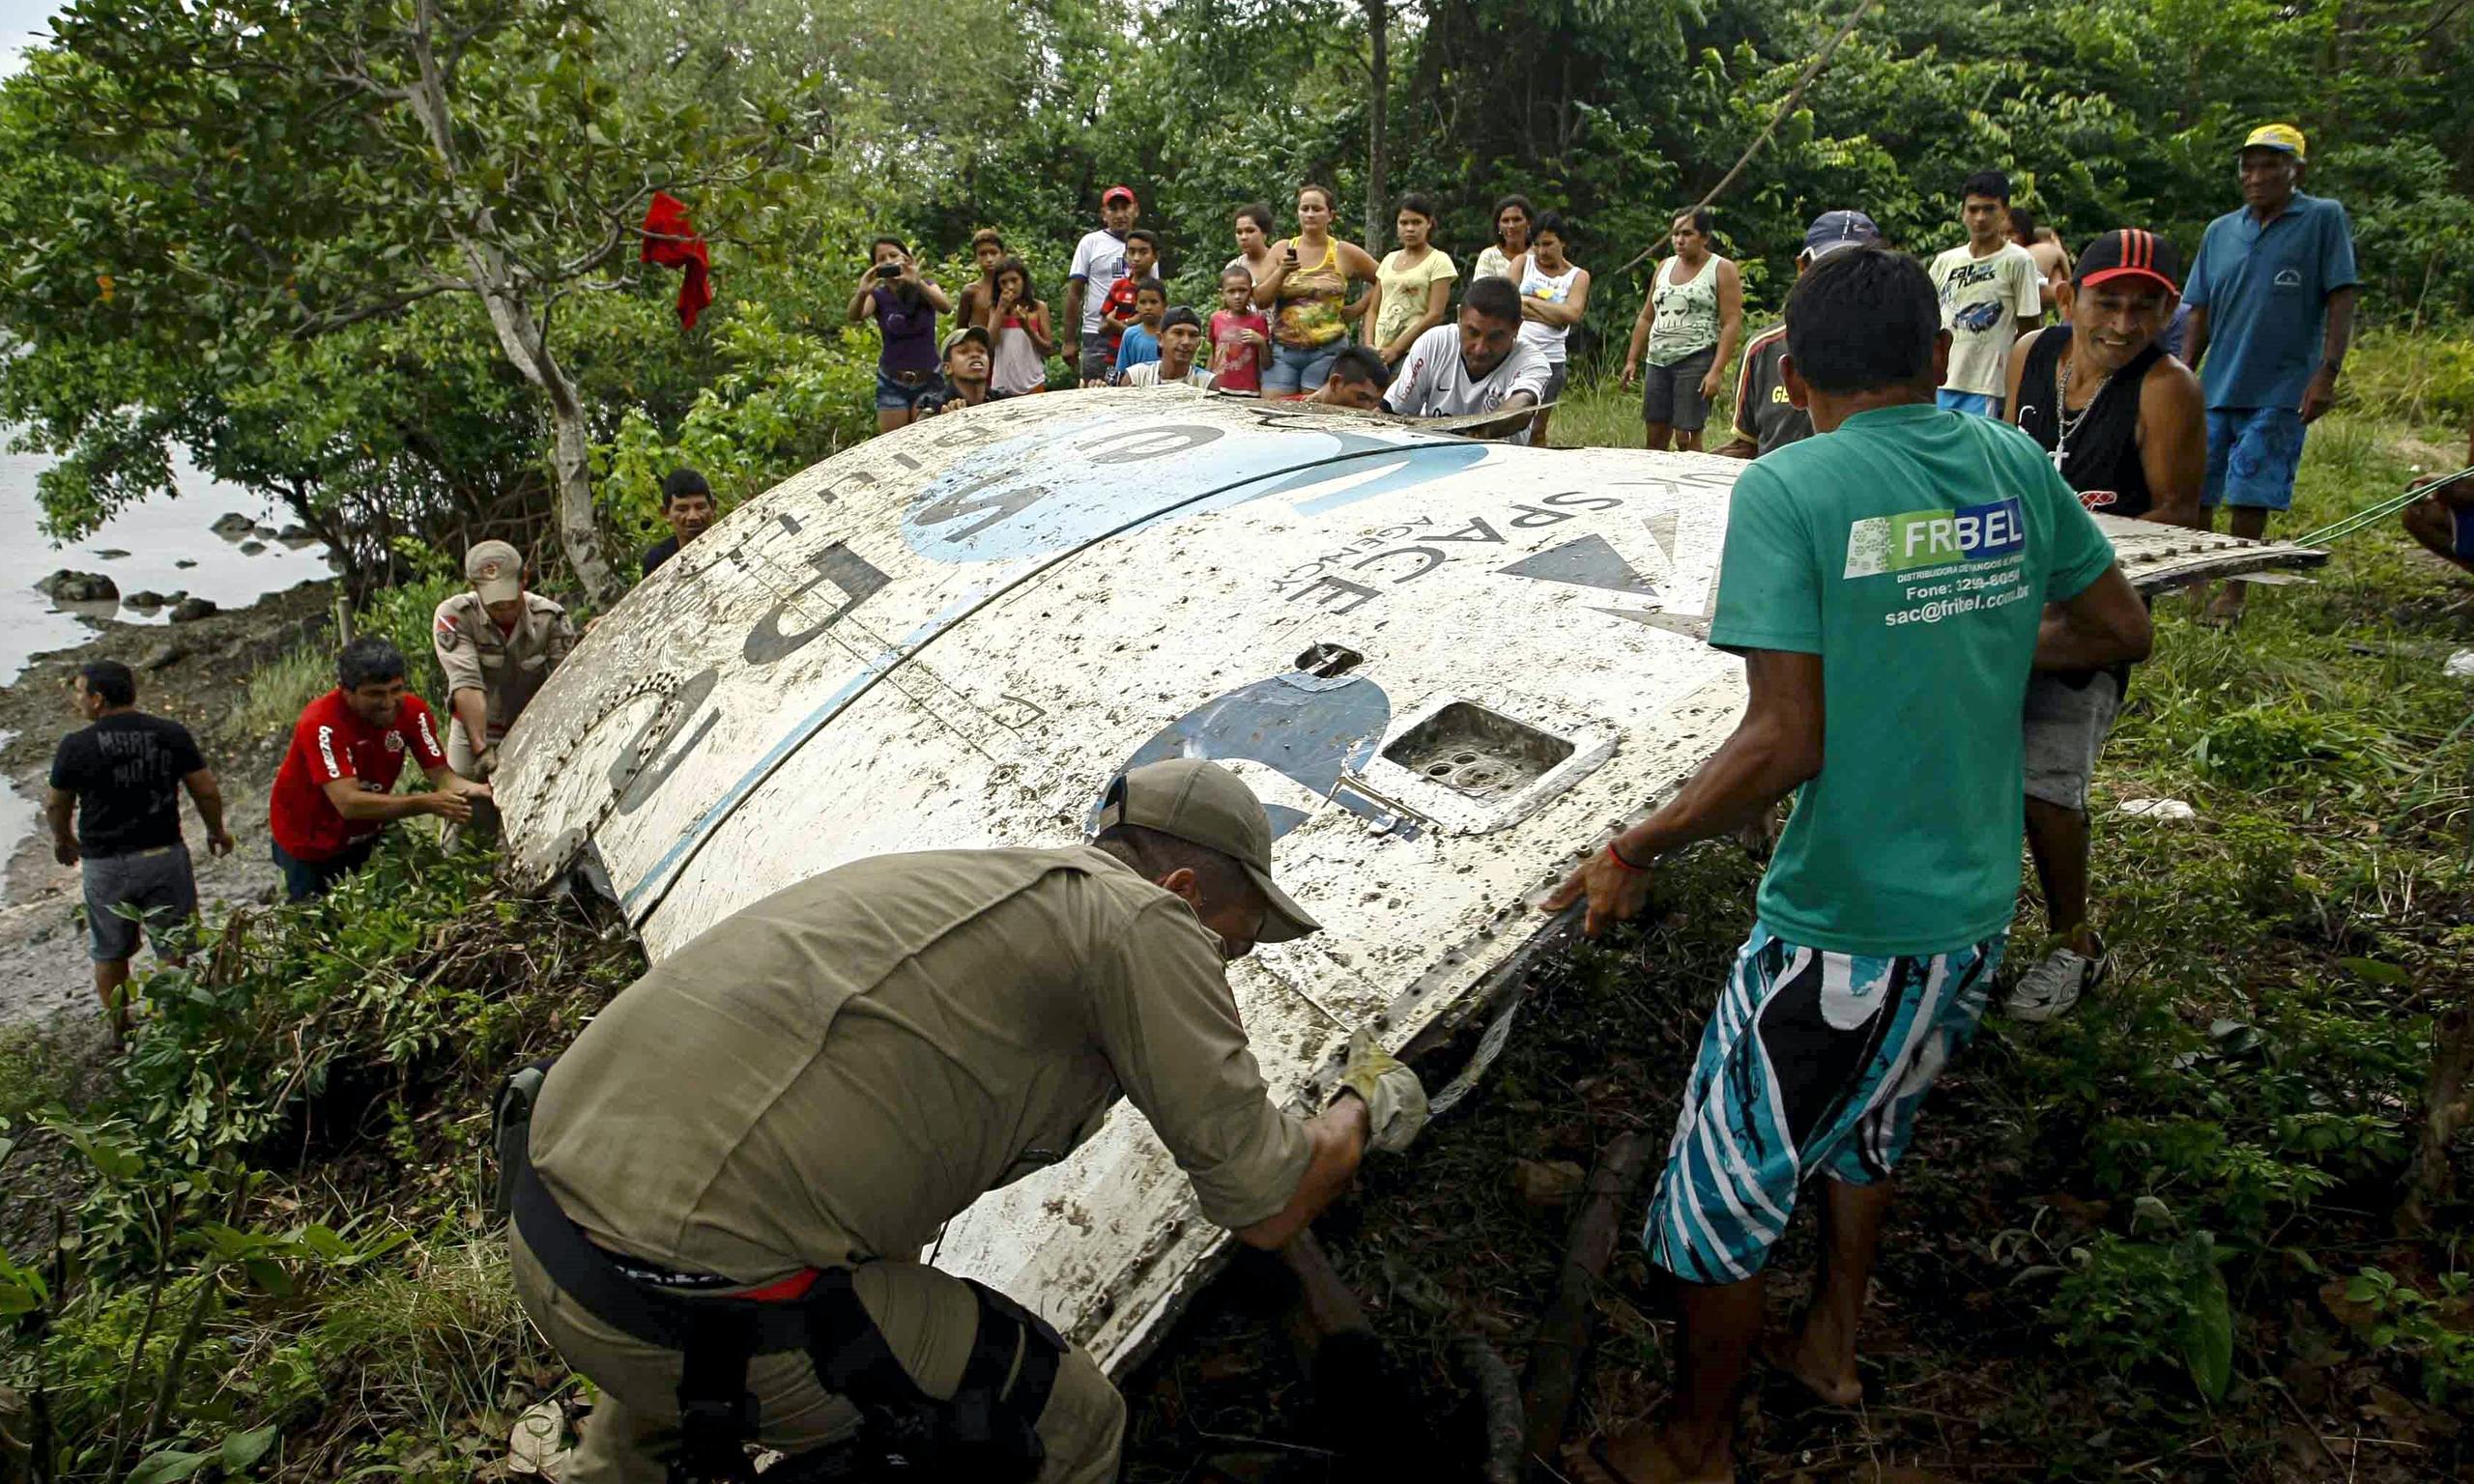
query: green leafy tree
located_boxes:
[2,0,816,599]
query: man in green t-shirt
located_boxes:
[1548,248,2152,1484]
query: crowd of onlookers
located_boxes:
[849,184,1620,444]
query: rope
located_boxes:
[1606,0,1886,283]
[2292,465,2472,546]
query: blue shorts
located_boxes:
[874,367,943,414]
[2457,506,2474,562]
[1642,924,2005,1284]
[1936,388,2003,418]
[2203,406,2306,510]
[1264,341,1341,395]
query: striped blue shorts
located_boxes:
[1642,924,2005,1285]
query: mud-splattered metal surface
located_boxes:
[493,393,2320,1376]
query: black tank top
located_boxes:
[2015,326,2162,521]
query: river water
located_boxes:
[0,442,334,890]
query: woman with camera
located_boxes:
[847,236,953,433]
[1251,184,1380,400]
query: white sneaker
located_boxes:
[2004,936,2106,1023]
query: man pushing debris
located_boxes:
[1547,247,2152,1484]
[432,539,576,783]
[503,757,1425,1483]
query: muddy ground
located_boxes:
[0,580,334,1037]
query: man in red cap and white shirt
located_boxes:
[1999,228,2207,1021]
[1062,185,1139,385]
[267,637,490,901]
[432,538,577,782]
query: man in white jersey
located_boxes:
[1382,276,1552,442]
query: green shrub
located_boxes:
[2045,1232,2236,1402]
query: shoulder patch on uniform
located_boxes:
[435,614,460,651]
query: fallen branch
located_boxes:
[2400,996,2473,1236]
[1605,0,1885,281]
[1521,1130,1656,1466]
[1280,1231,1372,1337]
[1452,1334,1524,1484]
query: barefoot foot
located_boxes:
[1762,1332,1862,1408]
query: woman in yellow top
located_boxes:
[1368,192,1459,371]
[1252,183,1381,400]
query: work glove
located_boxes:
[1336,1029,1428,1155]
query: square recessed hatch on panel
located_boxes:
[1381,701,1575,802]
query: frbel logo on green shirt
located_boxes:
[1842,496,2026,578]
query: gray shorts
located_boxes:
[83,843,197,962]
[1643,348,1717,431]
[2023,670,2123,812]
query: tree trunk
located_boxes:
[471,280,619,603]
[1362,0,1389,247]
[404,0,618,605]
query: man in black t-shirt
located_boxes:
[44,660,234,1044]
[640,467,717,578]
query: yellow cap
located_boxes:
[2242,123,2307,161]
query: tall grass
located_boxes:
[228,642,332,746]
[1548,363,1745,451]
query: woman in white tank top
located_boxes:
[1508,210,1591,446]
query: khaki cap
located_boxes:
[1096,758,1321,943]
[465,539,522,604]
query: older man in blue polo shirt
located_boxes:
[2181,122,2360,625]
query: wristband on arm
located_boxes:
[1606,839,1652,872]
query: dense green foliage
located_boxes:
[2,0,2468,586]
[0,837,642,1482]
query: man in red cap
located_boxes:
[1062,186,1139,385]
[1999,228,2206,1022]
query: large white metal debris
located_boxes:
[493,391,2322,1376]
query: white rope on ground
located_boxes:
[1605,0,1887,283]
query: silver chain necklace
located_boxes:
[2052,351,2114,474]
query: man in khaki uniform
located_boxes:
[431,539,577,779]
[507,758,1424,1483]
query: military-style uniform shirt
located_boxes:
[430,590,576,749]
[530,846,1313,1284]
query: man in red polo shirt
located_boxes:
[268,637,491,901]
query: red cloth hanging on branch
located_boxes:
[640,191,713,330]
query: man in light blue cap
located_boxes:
[1713,209,1882,460]
[2181,122,2360,625]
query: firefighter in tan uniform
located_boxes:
[431,539,577,779]
[503,758,1426,1483]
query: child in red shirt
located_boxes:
[1089,229,1164,385]
[1208,268,1273,394]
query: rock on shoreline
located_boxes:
[37,569,117,602]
